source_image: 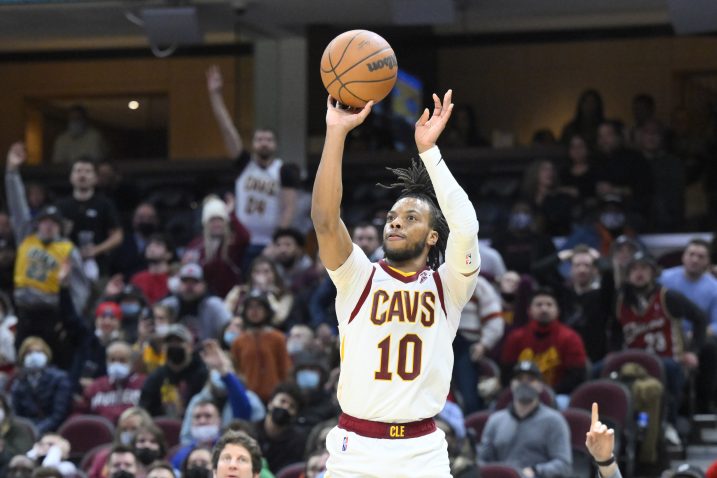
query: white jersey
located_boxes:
[327,244,477,423]
[235,158,283,246]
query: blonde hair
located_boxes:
[18,336,52,363]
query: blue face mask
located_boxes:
[296,369,321,390]
[223,330,238,346]
[121,302,141,317]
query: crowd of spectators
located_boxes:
[0,73,717,478]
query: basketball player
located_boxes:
[311,90,480,477]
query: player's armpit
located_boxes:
[315,218,354,271]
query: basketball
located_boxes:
[320,30,398,108]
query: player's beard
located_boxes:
[383,236,426,264]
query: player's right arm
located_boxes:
[311,96,372,270]
[206,65,243,159]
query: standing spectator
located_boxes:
[478,361,572,476]
[185,195,250,298]
[56,158,123,278]
[267,228,321,296]
[80,341,146,424]
[159,263,230,341]
[441,104,489,147]
[500,288,588,399]
[206,65,300,271]
[560,133,598,205]
[351,222,384,262]
[520,159,574,236]
[5,143,89,363]
[285,324,318,359]
[139,324,208,417]
[210,431,264,478]
[130,234,173,305]
[51,105,109,164]
[230,291,292,403]
[453,275,504,413]
[254,383,306,473]
[636,118,686,231]
[628,94,657,146]
[112,203,162,280]
[560,89,605,148]
[0,394,35,474]
[11,337,72,434]
[138,303,174,374]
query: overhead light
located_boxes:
[128,100,140,110]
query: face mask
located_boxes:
[134,446,161,466]
[155,323,170,337]
[286,339,304,355]
[223,330,238,346]
[24,351,47,370]
[121,303,141,317]
[191,424,220,443]
[210,369,226,391]
[119,430,135,446]
[271,406,293,427]
[166,345,187,366]
[107,362,131,381]
[184,467,212,478]
[136,222,157,236]
[513,382,539,405]
[111,471,136,478]
[508,212,533,231]
[599,212,625,230]
[296,369,321,390]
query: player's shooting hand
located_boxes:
[206,65,223,94]
[415,90,454,154]
[6,141,26,172]
[325,95,373,135]
[585,402,615,462]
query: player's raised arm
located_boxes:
[311,96,373,270]
[415,90,480,277]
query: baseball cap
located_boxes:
[201,196,229,225]
[674,464,706,478]
[179,263,203,281]
[36,205,63,225]
[512,360,542,380]
[164,323,193,343]
[626,251,658,273]
[95,301,122,320]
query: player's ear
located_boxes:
[427,230,438,246]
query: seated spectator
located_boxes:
[112,202,162,280]
[81,341,146,424]
[441,104,489,148]
[292,352,337,433]
[26,433,76,477]
[7,455,36,478]
[145,462,176,478]
[159,263,230,341]
[180,446,212,478]
[171,400,222,470]
[225,257,296,330]
[520,159,575,236]
[351,222,383,262]
[0,394,35,473]
[185,195,250,298]
[131,423,167,471]
[52,105,108,164]
[11,337,71,434]
[266,228,320,297]
[130,234,174,305]
[105,445,139,478]
[500,288,588,401]
[30,467,63,478]
[628,93,657,146]
[436,401,479,478]
[478,361,572,476]
[255,383,306,473]
[230,292,292,402]
[560,89,604,148]
[179,339,260,444]
[87,407,153,478]
[286,324,318,360]
[0,292,18,383]
[211,430,266,478]
[139,324,208,417]
[302,449,329,478]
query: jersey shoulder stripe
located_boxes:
[433,271,447,316]
[348,267,376,324]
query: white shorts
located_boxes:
[324,424,451,478]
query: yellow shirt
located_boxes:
[14,235,74,294]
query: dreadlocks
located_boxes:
[378,159,449,270]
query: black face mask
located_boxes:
[135,446,161,465]
[271,406,293,427]
[514,382,539,405]
[111,471,136,478]
[136,222,158,236]
[184,467,212,478]
[166,345,187,366]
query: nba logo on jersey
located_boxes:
[418,271,430,284]
[341,435,349,451]
[465,253,472,265]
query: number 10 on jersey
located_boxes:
[375,333,423,381]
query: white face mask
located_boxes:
[107,362,131,381]
[24,351,47,370]
[191,424,220,443]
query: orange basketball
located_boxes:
[320,30,398,108]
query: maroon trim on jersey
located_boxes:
[378,260,428,283]
[338,413,436,439]
[433,272,448,317]
[348,267,376,324]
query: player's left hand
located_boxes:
[415,90,454,154]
